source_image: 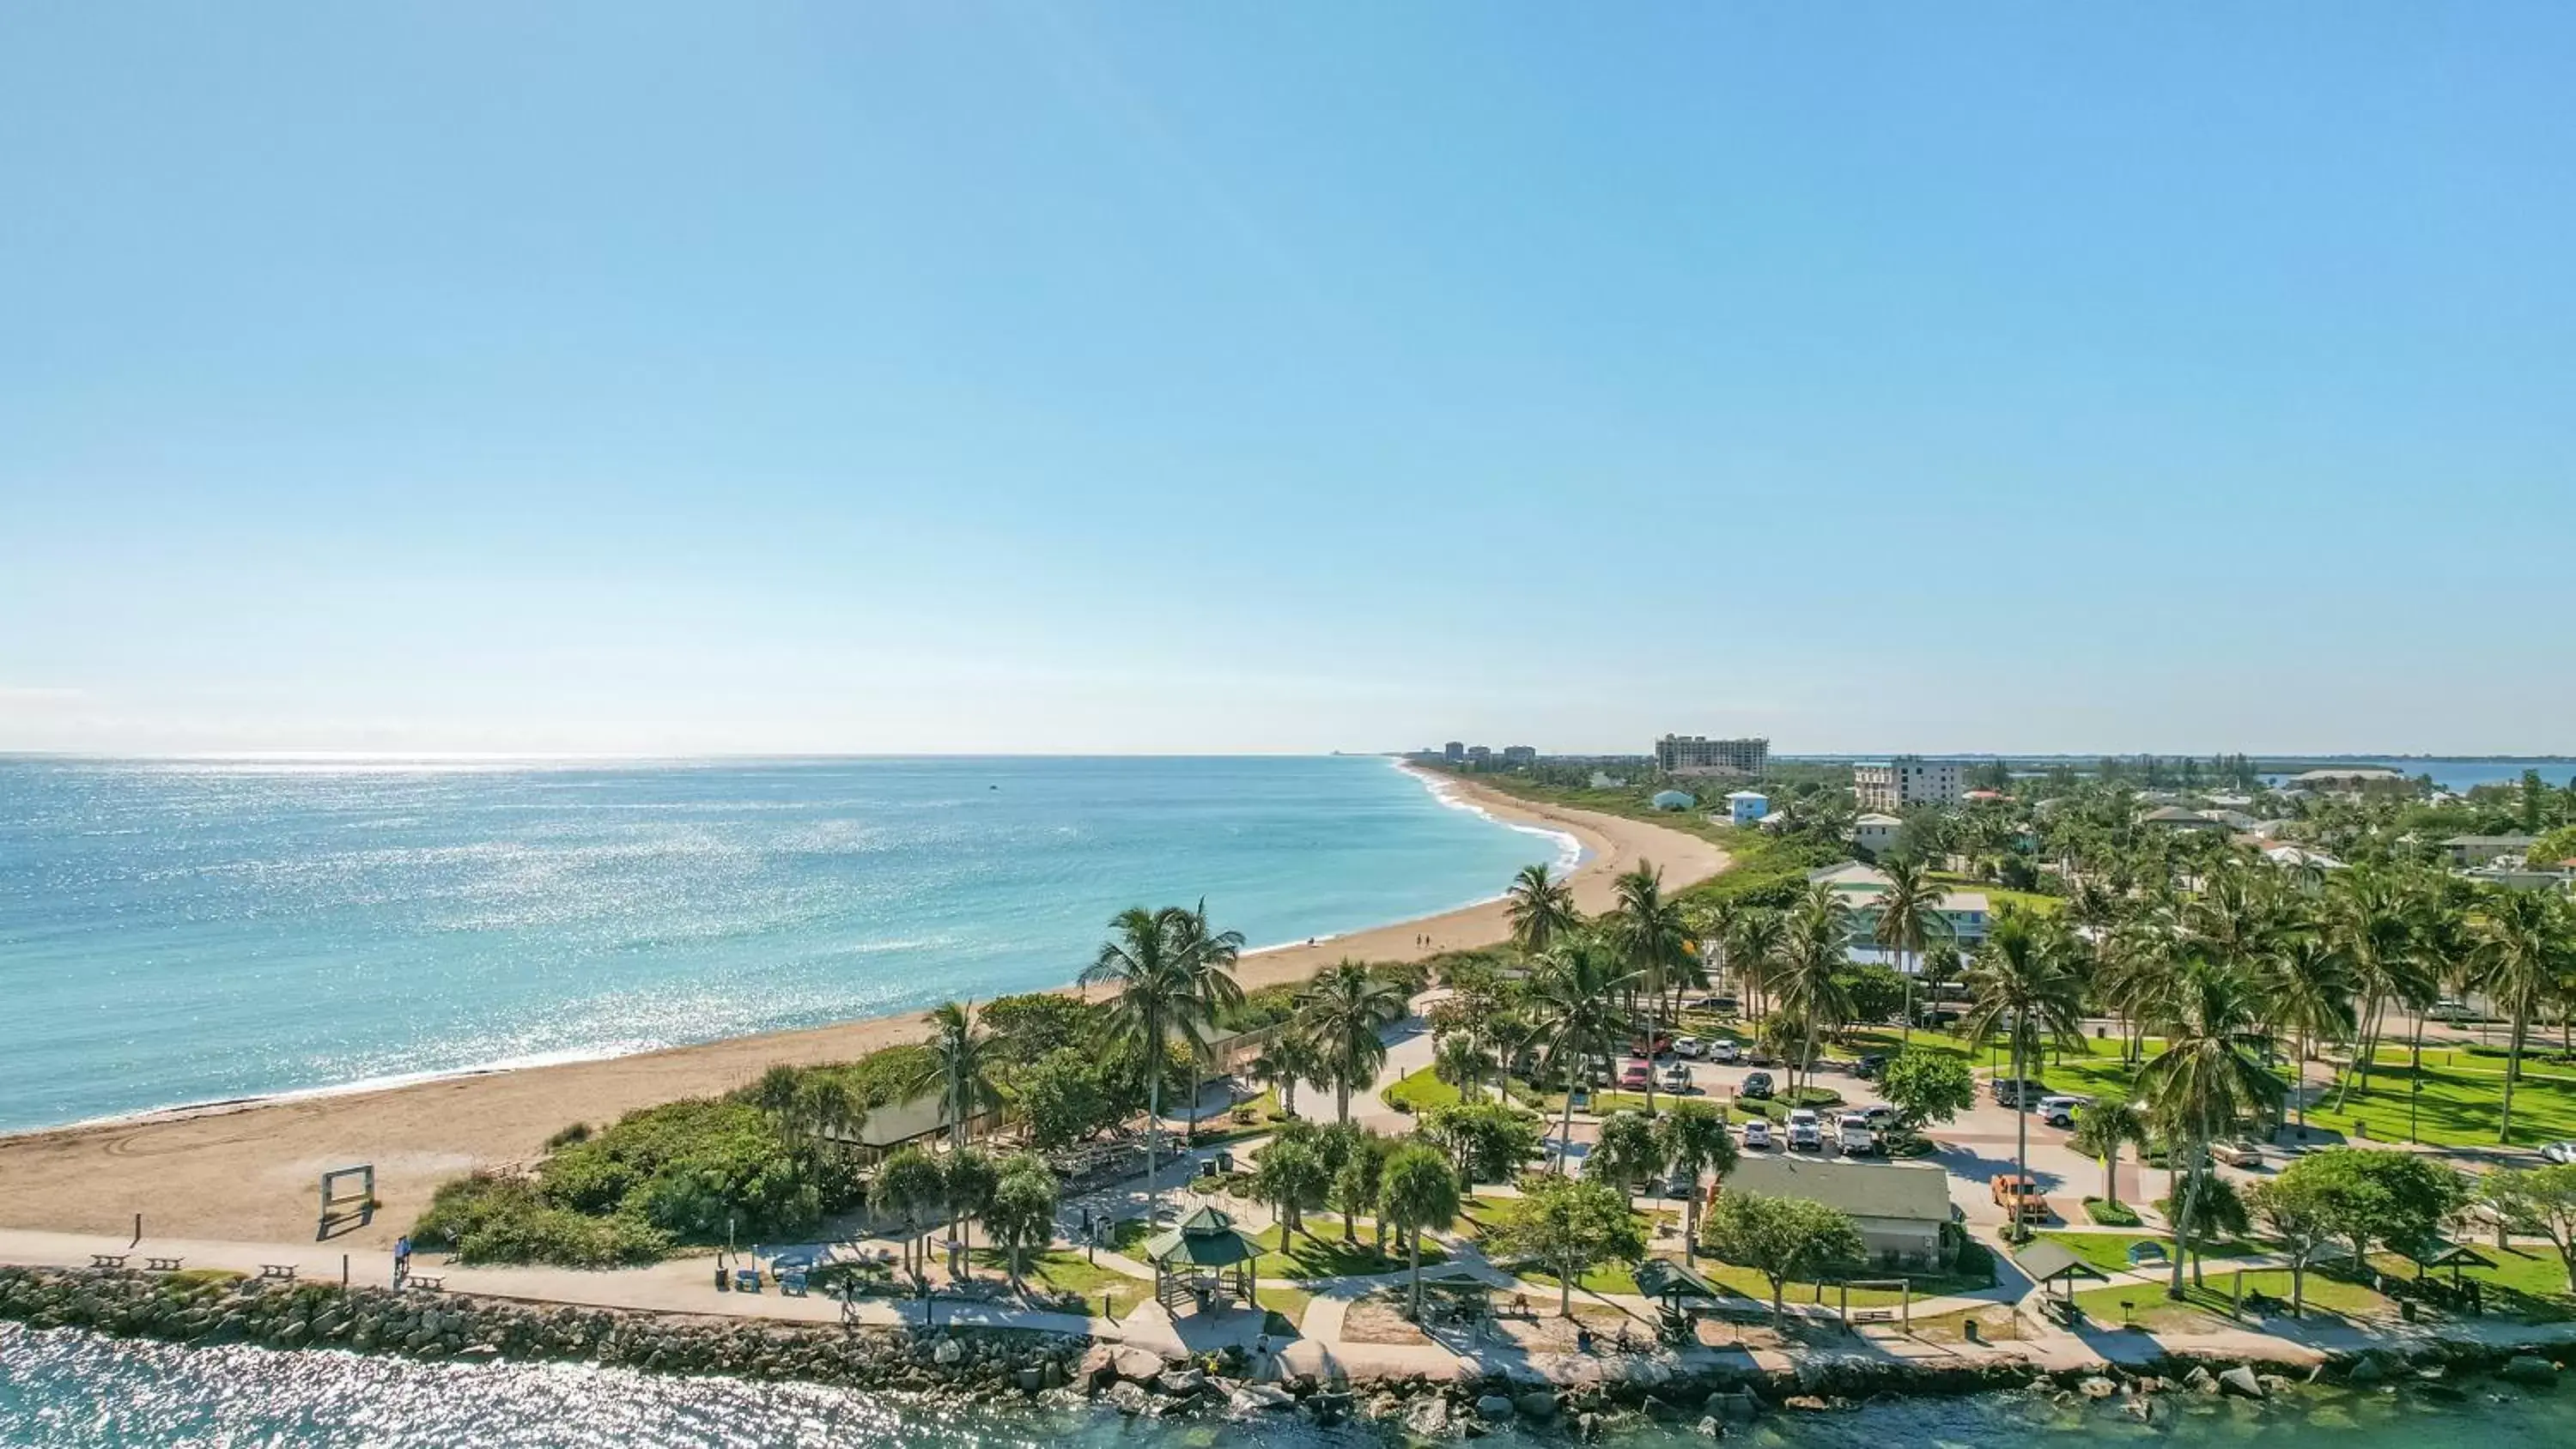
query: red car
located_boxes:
[1619,1062,1652,1090]
[1630,1034,1674,1058]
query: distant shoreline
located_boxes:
[0,774,1728,1246]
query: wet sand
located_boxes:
[0,773,1727,1245]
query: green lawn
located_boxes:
[1382,1065,1459,1114]
[2027,1231,2257,1278]
[2309,1061,2576,1149]
[1249,1222,1446,1280]
[2368,1247,2576,1322]
[1930,873,2064,915]
[1255,1282,1314,1332]
[2074,1269,2388,1330]
[969,1248,1148,1318]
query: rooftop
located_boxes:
[1723,1155,1952,1222]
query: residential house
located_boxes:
[1851,812,1904,856]
[2141,805,2228,833]
[1724,790,1770,828]
[2445,834,2539,868]
[1649,790,1697,811]
[1806,862,1990,953]
[1722,1155,1954,1268]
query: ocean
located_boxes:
[1,1321,2561,1448]
[0,755,1573,1133]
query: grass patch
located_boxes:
[1930,872,2063,915]
[2311,1061,2576,1149]
[2367,1246,2576,1322]
[1250,1222,1445,1280]
[970,1247,1148,1319]
[2030,1230,2256,1277]
[2083,1197,2142,1227]
[2073,1268,2387,1329]
[1382,1066,1460,1115]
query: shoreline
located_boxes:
[0,775,1727,1246]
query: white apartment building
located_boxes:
[1656,735,1769,777]
[1853,756,1963,813]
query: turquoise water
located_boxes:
[0,756,1571,1132]
[0,1323,2559,1447]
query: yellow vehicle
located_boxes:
[1990,1174,2049,1222]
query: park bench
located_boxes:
[406,1274,445,1292]
[780,1270,808,1296]
[88,1253,129,1270]
[1851,1309,1895,1325]
[733,1268,762,1294]
[143,1257,184,1273]
[258,1264,299,1281]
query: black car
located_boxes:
[1740,1070,1775,1100]
[1852,1054,1889,1081]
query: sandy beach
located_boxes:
[0,774,1726,1246]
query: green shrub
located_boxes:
[2083,1196,2142,1227]
[544,1121,592,1149]
[411,1173,670,1266]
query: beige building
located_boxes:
[1853,756,1963,813]
[1722,1155,1954,1268]
[1656,735,1769,777]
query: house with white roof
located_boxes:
[1851,812,1903,856]
[1805,862,1991,955]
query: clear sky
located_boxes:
[3,4,2570,757]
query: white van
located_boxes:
[1836,1113,1877,1156]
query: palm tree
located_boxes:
[2326,870,2431,1102]
[941,1148,999,1277]
[1504,864,1579,956]
[2476,888,2572,1144]
[1433,1031,1494,1104]
[877,1147,947,1282]
[2137,950,2285,1297]
[2263,931,2355,1131]
[986,1155,1060,1293]
[2069,1100,2147,1209]
[1169,901,1248,1146]
[1607,863,1694,1110]
[914,1001,999,1153]
[1295,961,1411,1124]
[1771,884,1856,1097]
[1378,1144,1463,1319]
[1528,936,1638,1172]
[1250,1033,1328,1119]
[1080,905,1236,1216]
[1656,1100,1738,1262]
[1961,906,2087,1236]
[1725,907,1788,1022]
[1873,858,1953,1046]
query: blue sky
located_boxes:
[3,4,2570,756]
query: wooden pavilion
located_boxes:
[1140,1205,1261,1314]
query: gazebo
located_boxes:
[2015,1239,2107,1325]
[1633,1258,1726,1343]
[2391,1237,2496,1288]
[1141,1205,1261,1314]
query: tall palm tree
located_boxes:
[1250,1032,1328,1119]
[1080,905,1235,1216]
[1528,935,1639,1172]
[1504,864,1578,957]
[1961,907,2087,1235]
[2137,950,2285,1296]
[1656,1100,1739,1263]
[1433,1031,1494,1104]
[1727,908,1787,1023]
[1607,863,1694,1110]
[1378,1144,1464,1320]
[2069,1100,2147,1209]
[2262,931,2355,1131]
[1170,901,1247,1146]
[2476,888,2572,1144]
[1873,858,1953,1046]
[914,1000,999,1152]
[1771,884,1856,1098]
[2326,870,2430,1102]
[1295,961,1411,1124]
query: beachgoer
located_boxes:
[1575,1325,1595,1354]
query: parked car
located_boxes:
[1862,1104,1899,1131]
[1837,1113,1878,1156]
[1990,1077,2046,1108]
[2215,1138,2265,1168]
[1741,1119,1774,1150]
[1786,1109,1824,1153]
[1852,1054,1889,1081]
[2431,998,2471,1022]
[1707,1041,1741,1064]
[1631,1033,1674,1058]
[1619,1062,1652,1091]
[1991,1174,2049,1221]
[1659,1064,1692,1093]
[1712,996,1740,1016]
[1664,1171,1699,1198]
[2037,1094,2087,1129]
[1739,1070,1775,1100]
[2542,1142,2576,1165]
[1673,1036,1705,1058]
[1747,1049,1778,1068]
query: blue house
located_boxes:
[1725,790,1769,827]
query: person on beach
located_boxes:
[393,1235,410,1283]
